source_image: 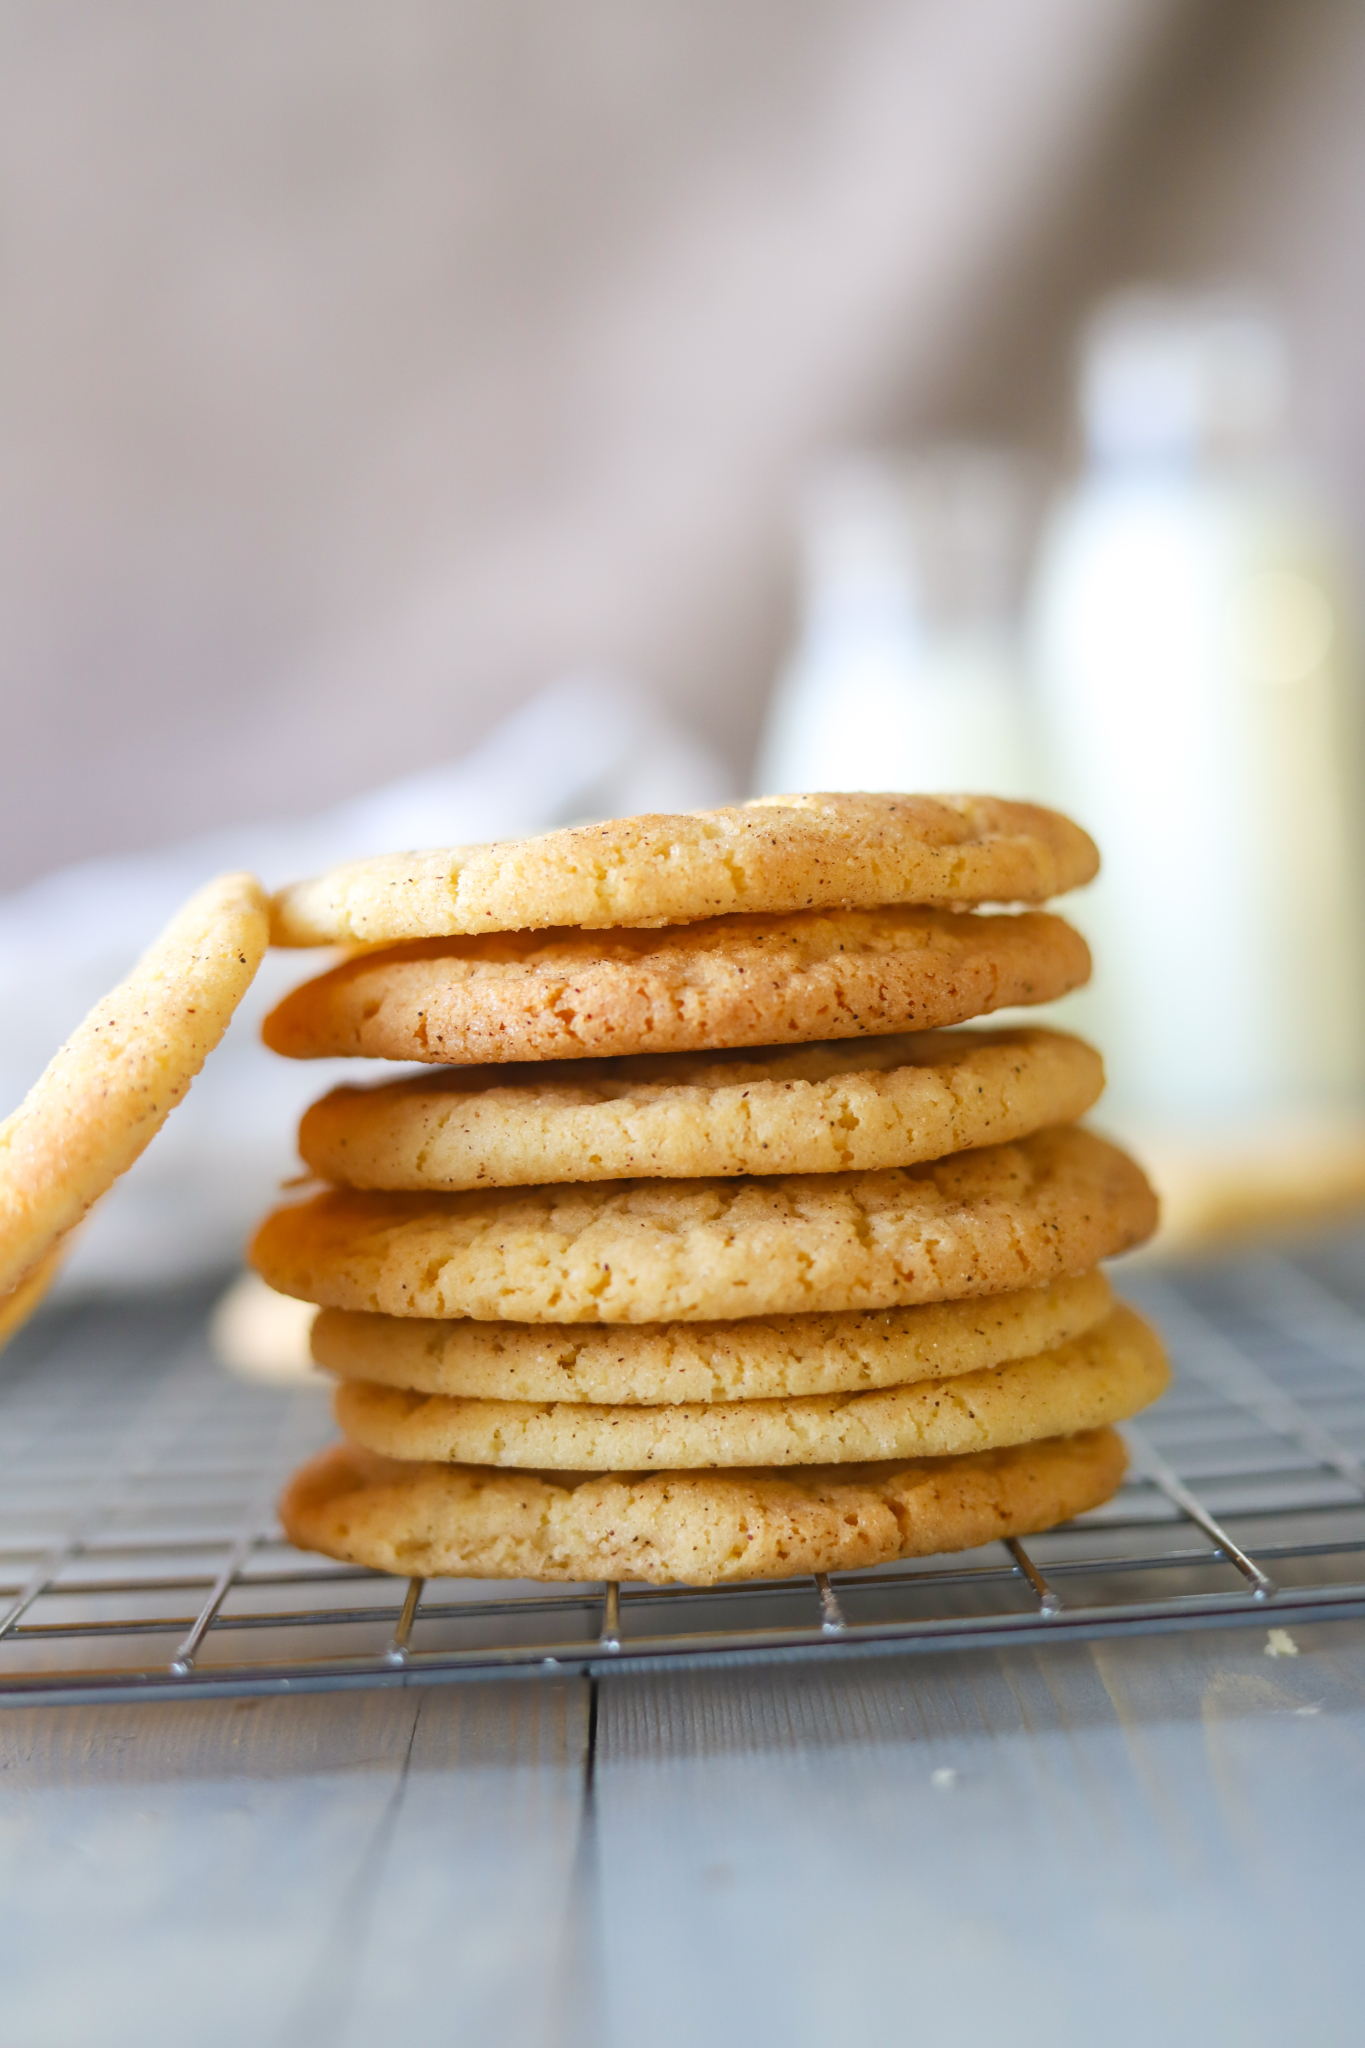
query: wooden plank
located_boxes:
[307,1676,592,2048]
[590,1621,1365,2048]
[0,1677,590,2048]
[5,1622,1365,2046]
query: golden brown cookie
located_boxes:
[269,792,1099,947]
[0,873,268,1298]
[250,1126,1158,1324]
[297,1027,1104,1189]
[279,1426,1129,1584]
[313,1271,1114,1404]
[263,907,1090,1066]
[0,1237,67,1352]
[333,1304,1166,1470]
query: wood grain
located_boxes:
[3,1625,1365,2045]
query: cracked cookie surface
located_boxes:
[279,1427,1129,1583]
[269,792,1099,946]
[251,1125,1158,1324]
[296,1026,1103,1188]
[263,906,1090,1065]
[313,1270,1113,1404]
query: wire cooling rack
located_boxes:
[5,1232,1365,1706]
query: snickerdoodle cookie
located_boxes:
[269,792,1098,946]
[251,1127,1157,1325]
[279,1426,1128,1585]
[0,872,267,1299]
[296,1027,1103,1189]
[263,908,1089,1066]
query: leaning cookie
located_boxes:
[269,792,1099,946]
[263,906,1089,1065]
[251,1126,1157,1324]
[298,1027,1104,1189]
[0,1237,68,1352]
[313,1271,1114,1404]
[334,1305,1167,1471]
[0,873,268,1298]
[280,1427,1129,1585]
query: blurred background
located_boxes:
[6,0,1365,1290]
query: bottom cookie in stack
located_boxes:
[281,1431,1131,1588]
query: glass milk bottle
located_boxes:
[1030,290,1365,1128]
[754,448,1036,799]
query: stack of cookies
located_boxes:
[251,793,1166,1588]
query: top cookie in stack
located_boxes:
[253,793,1164,1587]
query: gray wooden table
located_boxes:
[4,1617,1363,2047]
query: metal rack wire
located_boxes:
[5,1234,1365,1706]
